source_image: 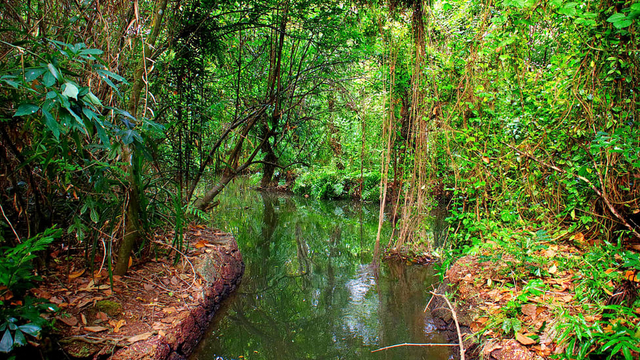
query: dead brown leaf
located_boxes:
[84,326,108,333]
[68,269,85,280]
[143,284,154,291]
[109,319,126,333]
[470,321,485,332]
[560,294,573,302]
[521,304,537,318]
[516,332,536,346]
[56,316,78,327]
[81,314,87,325]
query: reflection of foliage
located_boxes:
[192,180,449,360]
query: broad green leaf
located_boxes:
[25,67,47,82]
[0,330,13,353]
[43,71,56,87]
[94,118,110,146]
[12,330,25,347]
[90,208,99,223]
[65,107,84,127]
[62,83,79,100]
[607,13,627,23]
[80,49,103,55]
[96,69,127,83]
[17,324,41,337]
[14,104,40,117]
[613,20,632,29]
[84,92,102,106]
[42,109,60,139]
[47,63,59,80]
[558,2,577,16]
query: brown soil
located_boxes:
[31,226,244,360]
[429,244,639,360]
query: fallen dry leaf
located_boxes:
[470,321,485,332]
[81,314,87,325]
[521,304,537,318]
[127,332,153,344]
[516,332,536,346]
[68,269,85,280]
[109,319,126,333]
[84,326,108,333]
[548,264,557,274]
[56,316,78,327]
[561,295,573,302]
[144,284,154,291]
[79,280,95,292]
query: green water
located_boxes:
[190,181,452,360]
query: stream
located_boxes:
[190,180,452,360]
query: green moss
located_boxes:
[95,300,122,316]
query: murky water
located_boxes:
[190,181,452,360]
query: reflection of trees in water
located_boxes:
[196,181,449,359]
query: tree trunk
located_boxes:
[260,144,278,188]
[115,0,169,275]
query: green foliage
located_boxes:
[0,228,60,353]
[0,228,59,291]
[292,168,381,201]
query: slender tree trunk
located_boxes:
[260,3,288,187]
[115,0,169,275]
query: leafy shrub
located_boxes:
[292,167,381,200]
[0,227,61,353]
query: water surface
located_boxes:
[191,182,452,360]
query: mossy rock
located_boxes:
[95,300,122,316]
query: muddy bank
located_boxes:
[428,255,545,360]
[36,227,244,360]
[111,231,244,360]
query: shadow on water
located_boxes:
[190,180,453,360]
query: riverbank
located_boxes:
[30,226,244,359]
[429,230,639,360]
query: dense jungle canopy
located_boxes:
[1,0,640,358]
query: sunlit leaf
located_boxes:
[62,82,79,100]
